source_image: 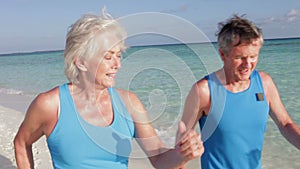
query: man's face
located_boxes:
[221,39,262,82]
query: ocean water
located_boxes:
[0,38,299,168]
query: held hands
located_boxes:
[175,121,204,164]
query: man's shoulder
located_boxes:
[193,76,210,98]
[256,71,276,99]
[257,70,273,82]
[196,77,209,87]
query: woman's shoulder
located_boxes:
[114,88,146,114]
[114,88,139,100]
[24,85,61,136]
[36,86,60,103]
[30,86,60,116]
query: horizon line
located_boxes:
[0,36,299,56]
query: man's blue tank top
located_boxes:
[199,70,269,169]
[47,84,135,169]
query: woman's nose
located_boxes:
[112,57,121,69]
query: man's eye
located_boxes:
[234,56,243,59]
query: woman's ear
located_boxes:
[74,58,88,71]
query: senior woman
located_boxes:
[14,11,203,169]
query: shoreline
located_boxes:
[0,93,35,114]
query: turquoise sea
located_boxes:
[0,38,299,168]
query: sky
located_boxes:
[1,0,299,54]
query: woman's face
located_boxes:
[86,32,123,89]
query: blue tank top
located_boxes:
[47,84,135,169]
[199,70,269,169]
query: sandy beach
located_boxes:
[0,104,53,169]
[0,93,199,169]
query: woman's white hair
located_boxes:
[64,9,127,83]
